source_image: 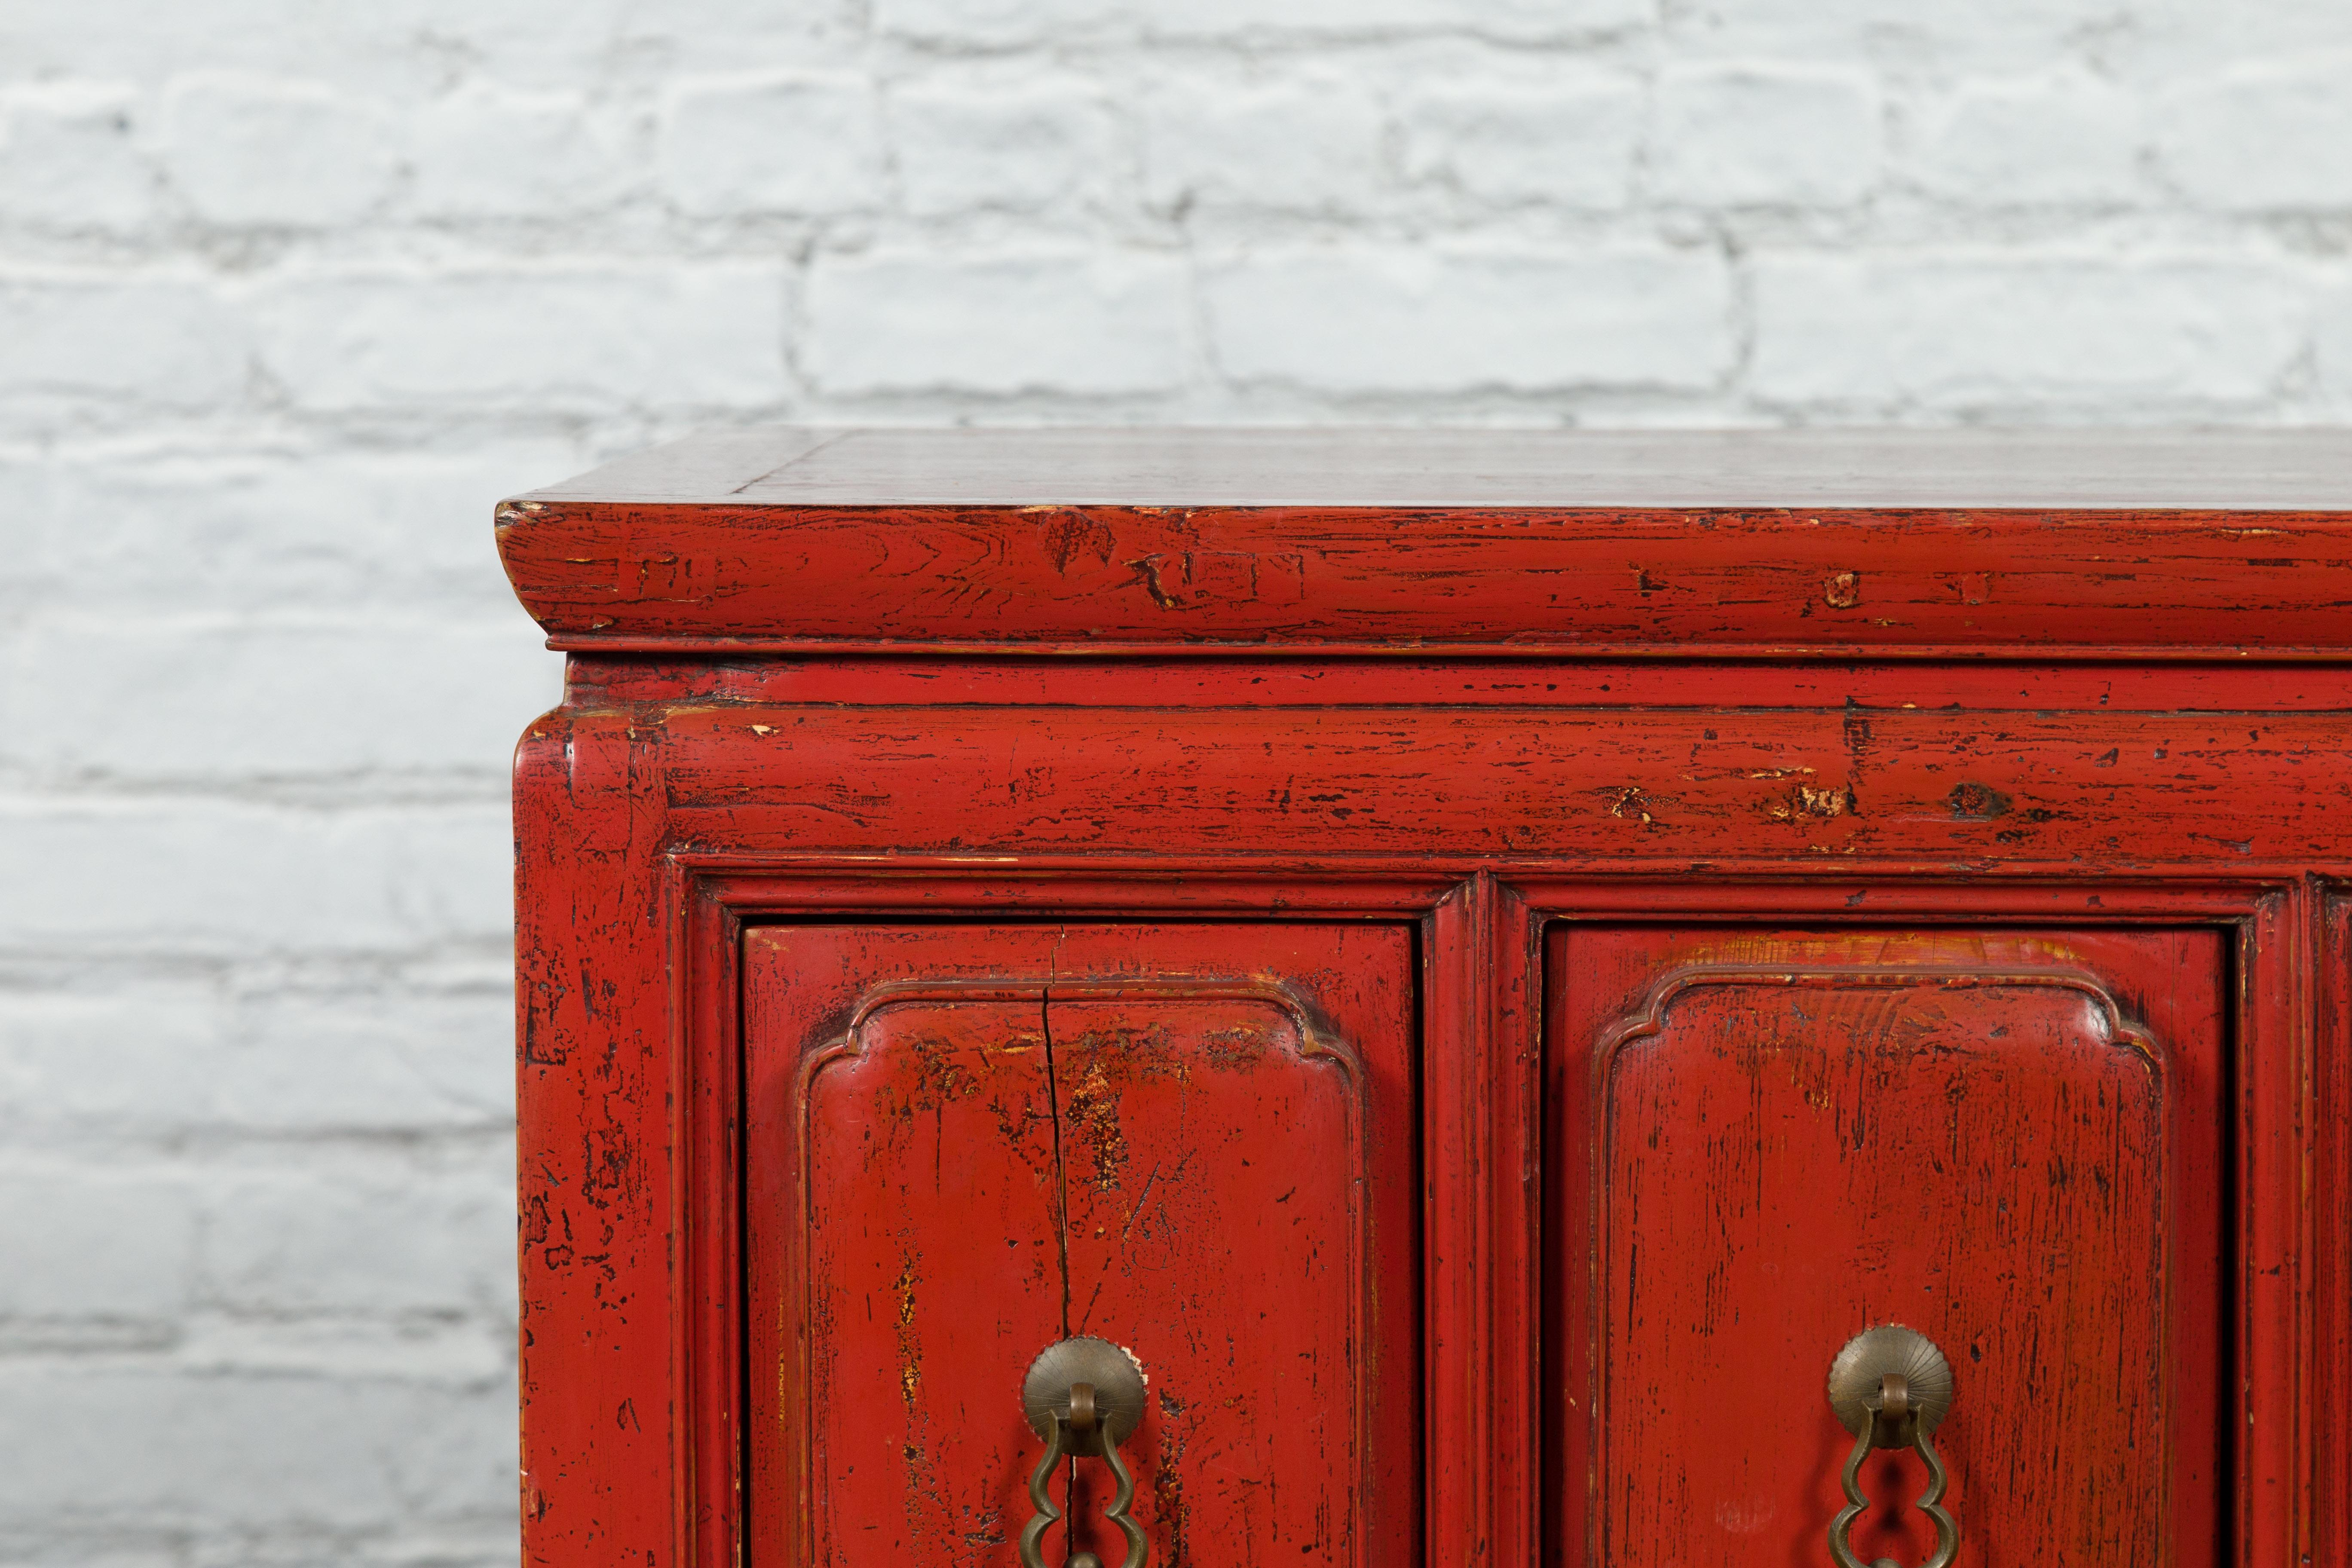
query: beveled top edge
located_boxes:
[516,424,2352,511]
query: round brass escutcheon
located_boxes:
[1022,1336,1147,1457]
[1827,1326,1954,1441]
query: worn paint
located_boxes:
[505,436,2348,1568]
[498,494,2352,657]
[737,927,1417,1568]
[1550,929,2227,1568]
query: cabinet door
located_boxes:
[1548,928,2226,1568]
[744,924,1418,1568]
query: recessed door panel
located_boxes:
[745,924,1418,1568]
[1548,928,2226,1568]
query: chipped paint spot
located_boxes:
[1948,781,2013,821]
[1767,782,1857,824]
[1198,1025,1271,1072]
[892,1246,922,1407]
[1608,785,1659,826]
[1155,1390,1190,1568]
[1037,509,1119,573]
[1127,554,1186,610]
[1065,1053,1131,1192]
[900,1032,984,1110]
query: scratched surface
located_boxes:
[494,484,2352,655]
[649,703,2352,865]
[741,924,1418,1568]
[1547,928,2227,1568]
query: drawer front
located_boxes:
[1547,927,2226,1568]
[743,924,1419,1568]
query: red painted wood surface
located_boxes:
[496,499,2352,657]
[641,701,2352,865]
[496,429,2352,656]
[741,925,1418,1568]
[564,655,2352,714]
[1547,928,2226,1568]
[504,431,2349,1568]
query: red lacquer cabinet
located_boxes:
[498,429,2352,1568]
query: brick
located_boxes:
[1399,76,1644,208]
[0,1539,179,1568]
[0,80,154,231]
[1750,254,2309,409]
[161,73,397,227]
[587,0,856,62]
[0,799,511,953]
[888,77,1109,216]
[410,82,622,219]
[875,0,1648,43]
[175,1314,513,1383]
[0,271,248,418]
[1141,73,1384,213]
[1651,63,1880,206]
[1910,73,2141,205]
[1666,0,2122,56]
[2156,63,2352,210]
[220,987,514,1131]
[0,1161,196,1320]
[0,1367,511,1527]
[250,262,787,410]
[804,247,1191,395]
[2318,278,2352,412]
[0,983,511,1135]
[659,71,881,217]
[0,986,224,1132]
[20,442,584,615]
[4,617,556,778]
[200,1154,514,1315]
[1202,243,1733,392]
[2,2,635,94]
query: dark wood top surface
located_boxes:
[521,426,2352,511]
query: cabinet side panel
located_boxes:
[514,711,682,1568]
[2320,893,2352,1568]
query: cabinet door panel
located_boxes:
[1548,928,2226,1568]
[745,924,1418,1568]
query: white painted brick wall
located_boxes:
[1,0,2347,1563]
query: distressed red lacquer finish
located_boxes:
[738,924,1418,1568]
[502,429,2349,1568]
[1548,928,2226,1568]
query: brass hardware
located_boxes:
[1826,1326,1960,1568]
[1019,1336,1149,1568]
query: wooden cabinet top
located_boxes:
[496,426,2352,658]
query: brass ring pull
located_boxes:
[1019,1337,1149,1568]
[1826,1326,1960,1568]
